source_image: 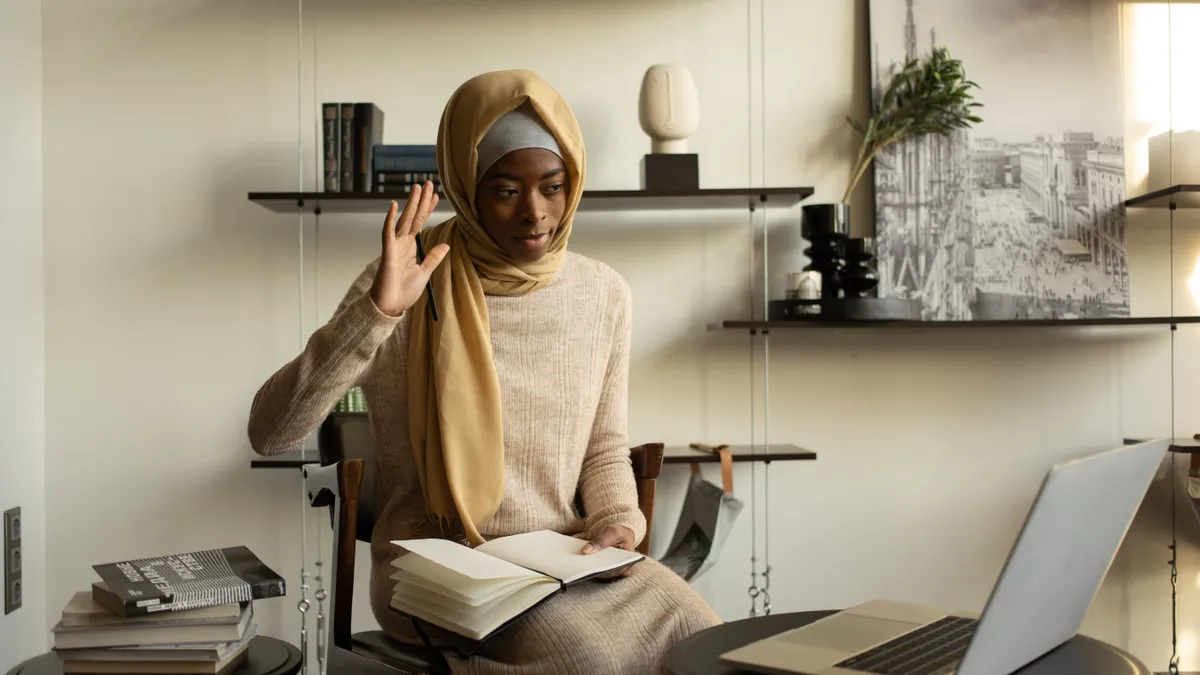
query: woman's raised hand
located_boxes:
[368,181,449,317]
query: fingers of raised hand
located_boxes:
[419,243,450,274]
[412,182,438,234]
[382,200,400,240]
[397,181,439,238]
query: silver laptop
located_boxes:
[720,439,1168,675]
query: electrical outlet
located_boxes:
[4,507,20,614]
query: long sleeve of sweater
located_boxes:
[578,278,647,546]
[247,259,401,456]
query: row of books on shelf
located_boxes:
[334,386,368,413]
[321,101,442,195]
[50,545,285,674]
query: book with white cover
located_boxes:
[65,588,242,629]
[51,603,253,650]
[388,530,643,641]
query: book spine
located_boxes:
[373,144,436,157]
[372,172,441,195]
[373,156,439,173]
[322,103,340,192]
[339,103,355,192]
[355,103,385,193]
[115,577,284,616]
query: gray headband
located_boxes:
[475,102,563,182]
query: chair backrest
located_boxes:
[317,412,377,542]
[316,411,664,553]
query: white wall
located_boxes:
[0,0,46,669]
[36,0,1200,671]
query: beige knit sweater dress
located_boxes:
[248,251,722,674]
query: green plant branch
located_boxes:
[842,46,983,203]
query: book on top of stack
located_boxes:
[50,545,286,674]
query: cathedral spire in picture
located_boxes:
[905,0,917,60]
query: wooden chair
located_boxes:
[303,411,665,675]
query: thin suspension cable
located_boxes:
[294,2,311,673]
[758,0,771,616]
[1166,4,1179,674]
[745,0,760,618]
[308,12,327,674]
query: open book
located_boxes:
[388,530,643,641]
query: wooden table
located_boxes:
[667,610,1151,675]
[6,636,302,675]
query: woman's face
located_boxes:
[474,148,569,264]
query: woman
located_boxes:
[248,69,722,674]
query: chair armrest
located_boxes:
[629,443,664,556]
[304,459,364,508]
[630,443,664,481]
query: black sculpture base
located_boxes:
[769,297,922,322]
[640,153,699,193]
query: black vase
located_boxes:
[801,203,851,300]
[838,237,879,299]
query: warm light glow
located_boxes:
[1126,4,1170,132]
[1189,255,1200,306]
[1183,631,1198,664]
[1124,3,1200,189]
[1167,5,1200,133]
[1128,2,1200,131]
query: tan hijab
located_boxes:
[406,70,586,546]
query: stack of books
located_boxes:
[319,100,442,196]
[50,546,285,674]
[370,145,441,196]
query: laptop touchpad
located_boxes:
[780,614,922,654]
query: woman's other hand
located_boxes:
[369,181,449,317]
[581,525,637,579]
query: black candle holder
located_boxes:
[800,204,850,300]
[838,237,879,299]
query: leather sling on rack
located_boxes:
[688,442,734,494]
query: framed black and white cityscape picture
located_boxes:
[869,0,1129,320]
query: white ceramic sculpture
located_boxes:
[638,63,700,154]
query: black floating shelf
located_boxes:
[248,188,815,214]
[717,316,1200,330]
[249,443,816,470]
[1124,184,1200,209]
[1169,438,1200,453]
[250,449,320,468]
[1125,437,1200,454]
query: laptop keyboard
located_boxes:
[833,615,979,675]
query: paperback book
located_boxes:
[92,546,285,617]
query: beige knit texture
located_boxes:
[249,251,722,674]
